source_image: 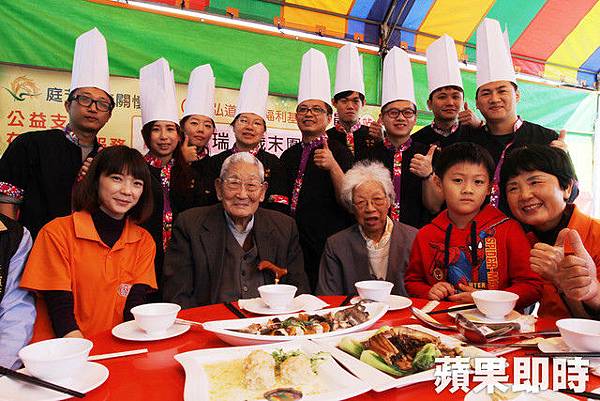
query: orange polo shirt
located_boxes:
[21,211,157,341]
[530,206,600,318]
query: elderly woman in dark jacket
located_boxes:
[316,161,417,296]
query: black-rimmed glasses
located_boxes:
[70,95,113,112]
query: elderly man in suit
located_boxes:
[316,161,417,296]
[162,153,309,308]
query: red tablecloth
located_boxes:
[83,296,600,400]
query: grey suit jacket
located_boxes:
[316,221,417,296]
[162,204,310,308]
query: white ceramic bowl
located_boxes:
[355,280,394,302]
[556,318,600,352]
[472,290,519,319]
[131,302,181,334]
[258,284,297,310]
[18,338,93,382]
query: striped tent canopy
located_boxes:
[160,0,600,89]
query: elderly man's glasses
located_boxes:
[70,95,113,112]
[296,106,327,116]
[384,108,416,119]
[354,197,388,210]
[222,177,263,193]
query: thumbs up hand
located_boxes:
[458,101,482,127]
[410,144,437,178]
[550,129,568,152]
[368,116,384,140]
[181,135,200,163]
[556,228,598,302]
[314,139,337,171]
[528,230,567,285]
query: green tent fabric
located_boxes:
[0,0,596,132]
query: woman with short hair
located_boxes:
[21,146,156,340]
[316,160,418,296]
[501,145,600,318]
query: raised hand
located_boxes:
[550,129,568,151]
[180,135,199,163]
[458,102,481,127]
[528,229,567,285]
[410,144,436,178]
[368,116,384,139]
[556,228,598,302]
[313,140,337,171]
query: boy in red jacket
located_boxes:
[405,143,542,309]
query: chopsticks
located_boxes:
[224,302,247,318]
[559,388,600,400]
[428,304,477,315]
[462,342,539,349]
[0,366,85,398]
[175,318,203,328]
[530,352,600,357]
[339,295,354,307]
[88,348,148,361]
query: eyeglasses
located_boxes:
[383,108,416,119]
[222,177,263,193]
[70,95,113,112]
[296,106,327,116]
[353,197,388,210]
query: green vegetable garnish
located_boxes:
[411,343,442,371]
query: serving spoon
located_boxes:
[411,307,520,344]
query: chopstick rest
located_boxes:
[0,366,85,398]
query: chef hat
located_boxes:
[426,34,463,95]
[140,58,179,126]
[381,46,415,108]
[476,18,516,89]
[334,44,365,97]
[70,28,110,96]
[235,63,269,121]
[183,64,215,121]
[297,48,332,107]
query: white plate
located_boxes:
[448,309,521,324]
[173,339,371,401]
[112,319,190,341]
[202,302,389,346]
[350,295,413,311]
[538,337,600,374]
[312,324,491,392]
[464,385,577,401]
[240,298,304,315]
[0,362,108,401]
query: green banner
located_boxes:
[0,0,596,133]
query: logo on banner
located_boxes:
[4,76,42,101]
